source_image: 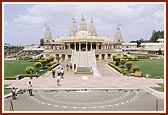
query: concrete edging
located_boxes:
[143,87,164,99]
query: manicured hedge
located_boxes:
[136,55,150,59]
[48,63,59,70]
[5,74,34,80]
[108,62,123,73]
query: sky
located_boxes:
[3,3,165,46]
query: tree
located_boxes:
[120,58,126,66]
[132,66,140,73]
[113,55,117,61]
[137,40,141,48]
[125,61,133,71]
[48,56,54,62]
[40,60,47,67]
[40,38,44,46]
[115,57,120,66]
[149,30,164,43]
[56,55,61,63]
[34,62,42,70]
[25,66,34,74]
[45,57,51,65]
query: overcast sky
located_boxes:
[3,3,165,46]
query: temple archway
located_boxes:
[81,43,86,51]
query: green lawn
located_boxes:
[4,60,35,78]
[152,84,164,92]
[132,59,164,77]
[4,85,12,95]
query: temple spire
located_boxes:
[70,18,78,36]
[114,23,123,42]
[44,25,52,42]
[80,15,87,30]
[89,17,97,36]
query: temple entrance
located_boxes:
[87,43,91,51]
[102,54,105,60]
[70,43,75,50]
[62,54,65,61]
[81,43,86,51]
[92,43,96,49]
[76,43,79,51]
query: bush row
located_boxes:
[136,55,150,59]
[108,62,123,73]
[4,74,35,80]
[48,63,59,71]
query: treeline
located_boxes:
[130,30,164,43]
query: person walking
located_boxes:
[60,68,64,79]
[56,73,61,86]
[52,69,56,78]
[12,87,16,100]
[66,64,69,71]
[57,67,61,76]
[28,81,33,96]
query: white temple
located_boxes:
[43,16,123,67]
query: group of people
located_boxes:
[51,66,65,86]
[11,80,33,100]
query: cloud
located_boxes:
[152,10,164,19]
[14,14,45,25]
[4,3,165,45]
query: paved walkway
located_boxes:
[5,62,163,89]
[4,89,164,111]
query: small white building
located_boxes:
[122,38,164,55]
[23,44,45,53]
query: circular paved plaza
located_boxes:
[4,89,164,111]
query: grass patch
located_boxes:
[4,85,12,95]
[152,84,164,92]
[4,60,49,79]
[132,59,164,77]
[4,60,35,78]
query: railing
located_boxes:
[44,49,72,54]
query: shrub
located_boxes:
[48,63,59,71]
[113,55,117,61]
[120,59,126,65]
[40,60,47,67]
[145,74,152,78]
[155,76,161,79]
[115,57,120,66]
[34,62,42,69]
[125,61,133,71]
[25,66,34,74]
[108,62,123,73]
[45,57,51,64]
[55,55,61,63]
[130,73,135,76]
[48,56,54,62]
[132,66,140,73]
[5,74,33,80]
[136,55,150,59]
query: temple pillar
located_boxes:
[86,42,88,51]
[79,42,81,51]
[91,43,92,50]
[74,43,76,51]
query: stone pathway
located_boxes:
[5,62,163,89]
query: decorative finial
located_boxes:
[118,23,121,27]
[91,17,93,22]
[72,18,75,22]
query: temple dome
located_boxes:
[77,30,89,38]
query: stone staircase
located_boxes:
[71,50,96,67]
